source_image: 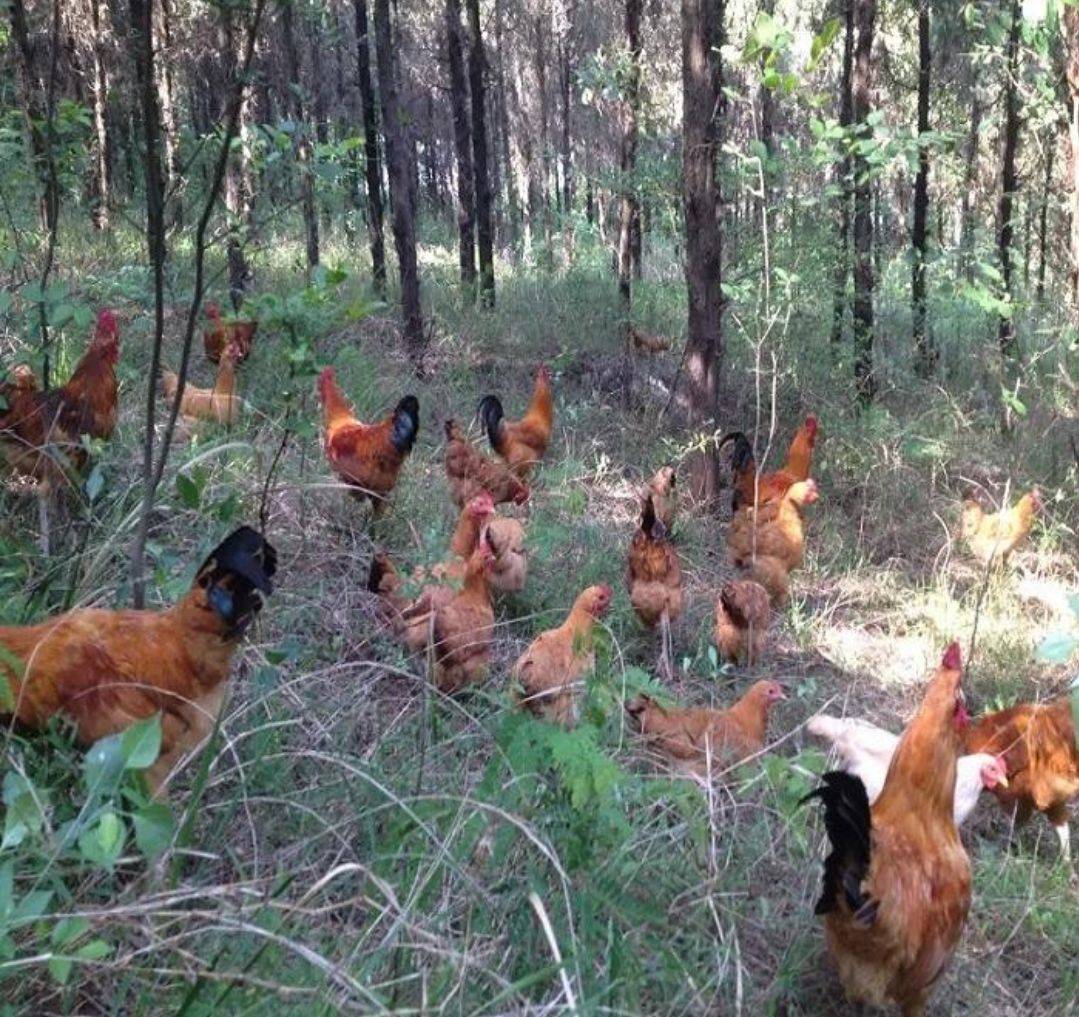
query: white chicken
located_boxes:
[807,713,1008,826]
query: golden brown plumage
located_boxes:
[629,324,672,354]
[0,527,275,796]
[727,479,818,576]
[626,680,786,778]
[721,415,818,511]
[714,579,771,665]
[513,584,612,726]
[162,340,243,426]
[477,364,554,481]
[203,300,257,363]
[960,488,1042,565]
[964,696,1079,858]
[318,367,419,510]
[802,642,972,1017]
[431,542,496,693]
[646,464,678,531]
[444,419,530,508]
[484,515,528,592]
[627,493,684,629]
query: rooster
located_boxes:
[444,419,530,508]
[513,584,612,726]
[203,300,257,363]
[801,643,972,1017]
[960,488,1042,565]
[714,579,771,666]
[807,713,1008,827]
[0,526,276,796]
[318,367,419,513]
[964,695,1079,859]
[477,364,553,481]
[720,414,818,511]
[162,340,243,426]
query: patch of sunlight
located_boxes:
[820,627,936,689]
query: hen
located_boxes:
[626,680,786,779]
[444,419,530,508]
[807,713,1007,827]
[963,696,1079,859]
[0,526,276,796]
[714,579,771,666]
[477,364,553,481]
[484,515,528,592]
[960,488,1042,565]
[430,542,497,693]
[626,492,684,680]
[203,300,257,363]
[720,414,818,511]
[162,340,243,426]
[646,464,678,531]
[513,584,612,726]
[318,367,419,512]
[801,643,972,1017]
[628,324,673,354]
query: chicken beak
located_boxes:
[995,773,1009,789]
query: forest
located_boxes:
[0,0,1077,1010]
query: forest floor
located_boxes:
[1,225,1077,1014]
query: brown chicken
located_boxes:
[484,515,528,592]
[801,642,973,1017]
[477,364,554,481]
[513,584,612,727]
[720,414,818,511]
[203,300,257,363]
[162,340,243,426]
[444,419,530,508]
[318,367,419,511]
[714,579,771,665]
[1,363,39,400]
[960,488,1042,565]
[437,491,497,577]
[964,695,1078,859]
[627,492,684,680]
[0,526,276,796]
[431,542,497,693]
[629,324,672,354]
[727,478,818,576]
[626,679,786,778]
[646,464,678,531]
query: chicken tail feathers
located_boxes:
[392,395,420,455]
[194,526,277,634]
[477,395,505,452]
[800,771,876,921]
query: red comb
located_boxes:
[805,414,818,438]
[96,308,118,336]
[942,641,962,671]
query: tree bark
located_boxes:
[830,0,854,346]
[681,0,724,502]
[88,0,110,230]
[354,0,386,296]
[618,0,642,314]
[155,0,180,223]
[465,0,495,306]
[373,0,425,355]
[911,0,934,375]
[445,0,476,297]
[997,0,1021,359]
[224,8,253,307]
[1063,4,1079,313]
[959,92,982,279]
[494,0,519,249]
[851,0,876,402]
[1036,127,1056,302]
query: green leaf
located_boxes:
[1036,631,1078,664]
[808,17,841,70]
[175,473,201,510]
[0,644,23,713]
[83,733,127,796]
[75,938,111,961]
[2,773,45,851]
[77,811,125,869]
[52,917,90,947]
[47,956,72,985]
[120,714,162,770]
[133,802,174,859]
[85,465,104,502]
[11,889,52,924]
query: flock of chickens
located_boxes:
[0,308,1076,1016]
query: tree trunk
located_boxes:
[618,0,642,315]
[997,0,1021,360]
[681,0,724,503]
[830,0,854,346]
[494,0,519,250]
[559,33,573,214]
[155,0,181,224]
[1036,128,1056,302]
[851,0,876,402]
[959,92,982,279]
[89,0,110,230]
[282,0,320,276]
[466,0,495,306]
[373,0,425,355]
[224,9,253,308]
[911,0,934,375]
[534,11,554,264]
[1063,5,1079,313]
[445,0,476,297]
[354,0,386,296]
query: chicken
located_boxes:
[807,714,1008,827]
[477,364,554,481]
[484,514,528,592]
[162,340,243,426]
[646,464,678,531]
[960,488,1042,565]
[626,492,684,680]
[0,526,276,796]
[963,696,1079,859]
[513,584,612,726]
[203,300,257,363]
[431,542,496,693]
[626,679,786,779]
[720,414,818,511]
[444,419,530,508]
[629,324,672,354]
[1,363,39,401]
[801,642,973,1017]
[727,479,818,575]
[433,491,497,580]
[741,554,791,607]
[714,579,771,666]
[318,367,419,512]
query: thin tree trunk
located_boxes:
[997,0,1021,360]
[830,0,854,346]
[89,0,110,230]
[1063,5,1079,313]
[466,0,495,306]
[373,0,425,355]
[681,0,724,503]
[224,9,253,308]
[1037,128,1056,302]
[851,0,876,402]
[445,0,476,296]
[155,0,180,223]
[911,0,934,376]
[354,0,386,295]
[618,0,642,315]
[494,0,519,249]
[282,0,320,275]
[534,10,554,264]
[960,92,982,279]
